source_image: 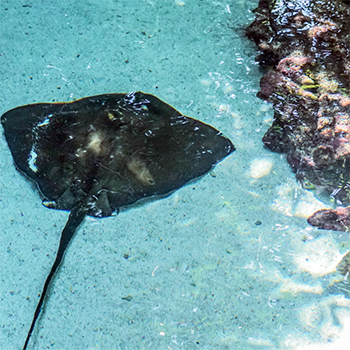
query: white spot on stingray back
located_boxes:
[28,148,38,172]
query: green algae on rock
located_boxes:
[247,0,350,231]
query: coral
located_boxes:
[247,0,350,231]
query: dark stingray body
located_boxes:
[1,92,234,349]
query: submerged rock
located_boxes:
[247,0,350,231]
[308,206,350,232]
[337,250,350,277]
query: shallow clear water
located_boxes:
[1,1,350,349]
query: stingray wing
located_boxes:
[1,92,234,217]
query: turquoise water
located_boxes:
[1,1,350,349]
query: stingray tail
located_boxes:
[22,208,86,350]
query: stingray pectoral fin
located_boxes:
[22,208,86,350]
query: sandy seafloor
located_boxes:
[1,0,350,349]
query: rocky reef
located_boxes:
[247,0,350,231]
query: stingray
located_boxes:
[1,91,234,349]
